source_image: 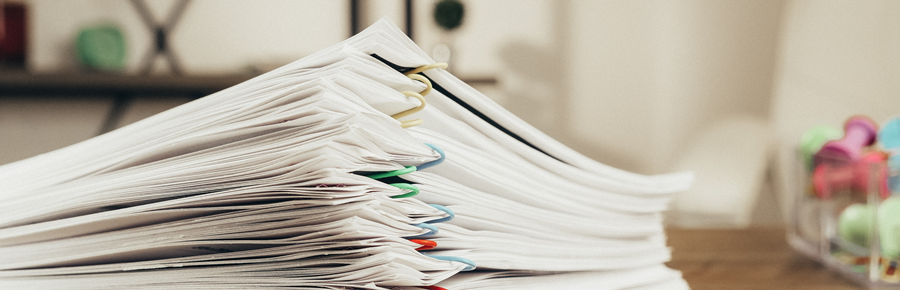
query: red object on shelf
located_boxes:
[0,2,26,65]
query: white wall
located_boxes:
[565,0,783,174]
[771,0,900,219]
[28,0,348,74]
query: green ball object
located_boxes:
[839,203,875,247]
[880,197,900,258]
[76,25,126,71]
[434,0,464,31]
[800,125,842,170]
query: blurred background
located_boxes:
[1,0,899,228]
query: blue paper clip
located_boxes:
[412,223,439,237]
[426,255,476,271]
[417,143,446,170]
[428,204,455,223]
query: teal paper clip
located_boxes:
[390,183,420,198]
[428,204,454,223]
[426,255,476,271]
[412,223,439,236]
[417,143,446,170]
[366,165,416,179]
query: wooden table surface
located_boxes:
[666,227,864,290]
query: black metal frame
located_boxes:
[130,0,191,75]
[349,0,414,40]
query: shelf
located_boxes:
[0,72,253,97]
[0,72,496,97]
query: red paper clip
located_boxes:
[409,239,437,251]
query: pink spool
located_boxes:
[815,116,878,164]
[813,151,889,199]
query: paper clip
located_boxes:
[408,73,434,97]
[392,63,448,129]
[365,165,416,179]
[362,166,419,199]
[412,223,439,236]
[405,62,449,76]
[426,255,476,271]
[417,143,446,171]
[389,183,420,198]
[409,239,437,251]
[392,91,427,128]
[428,204,455,223]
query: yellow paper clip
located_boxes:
[391,62,448,128]
[407,74,433,97]
[404,62,448,76]
[392,91,426,128]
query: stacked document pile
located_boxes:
[0,19,692,290]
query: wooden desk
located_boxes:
[667,228,862,290]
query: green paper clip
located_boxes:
[366,165,417,179]
[390,183,420,198]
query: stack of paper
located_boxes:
[0,18,691,290]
